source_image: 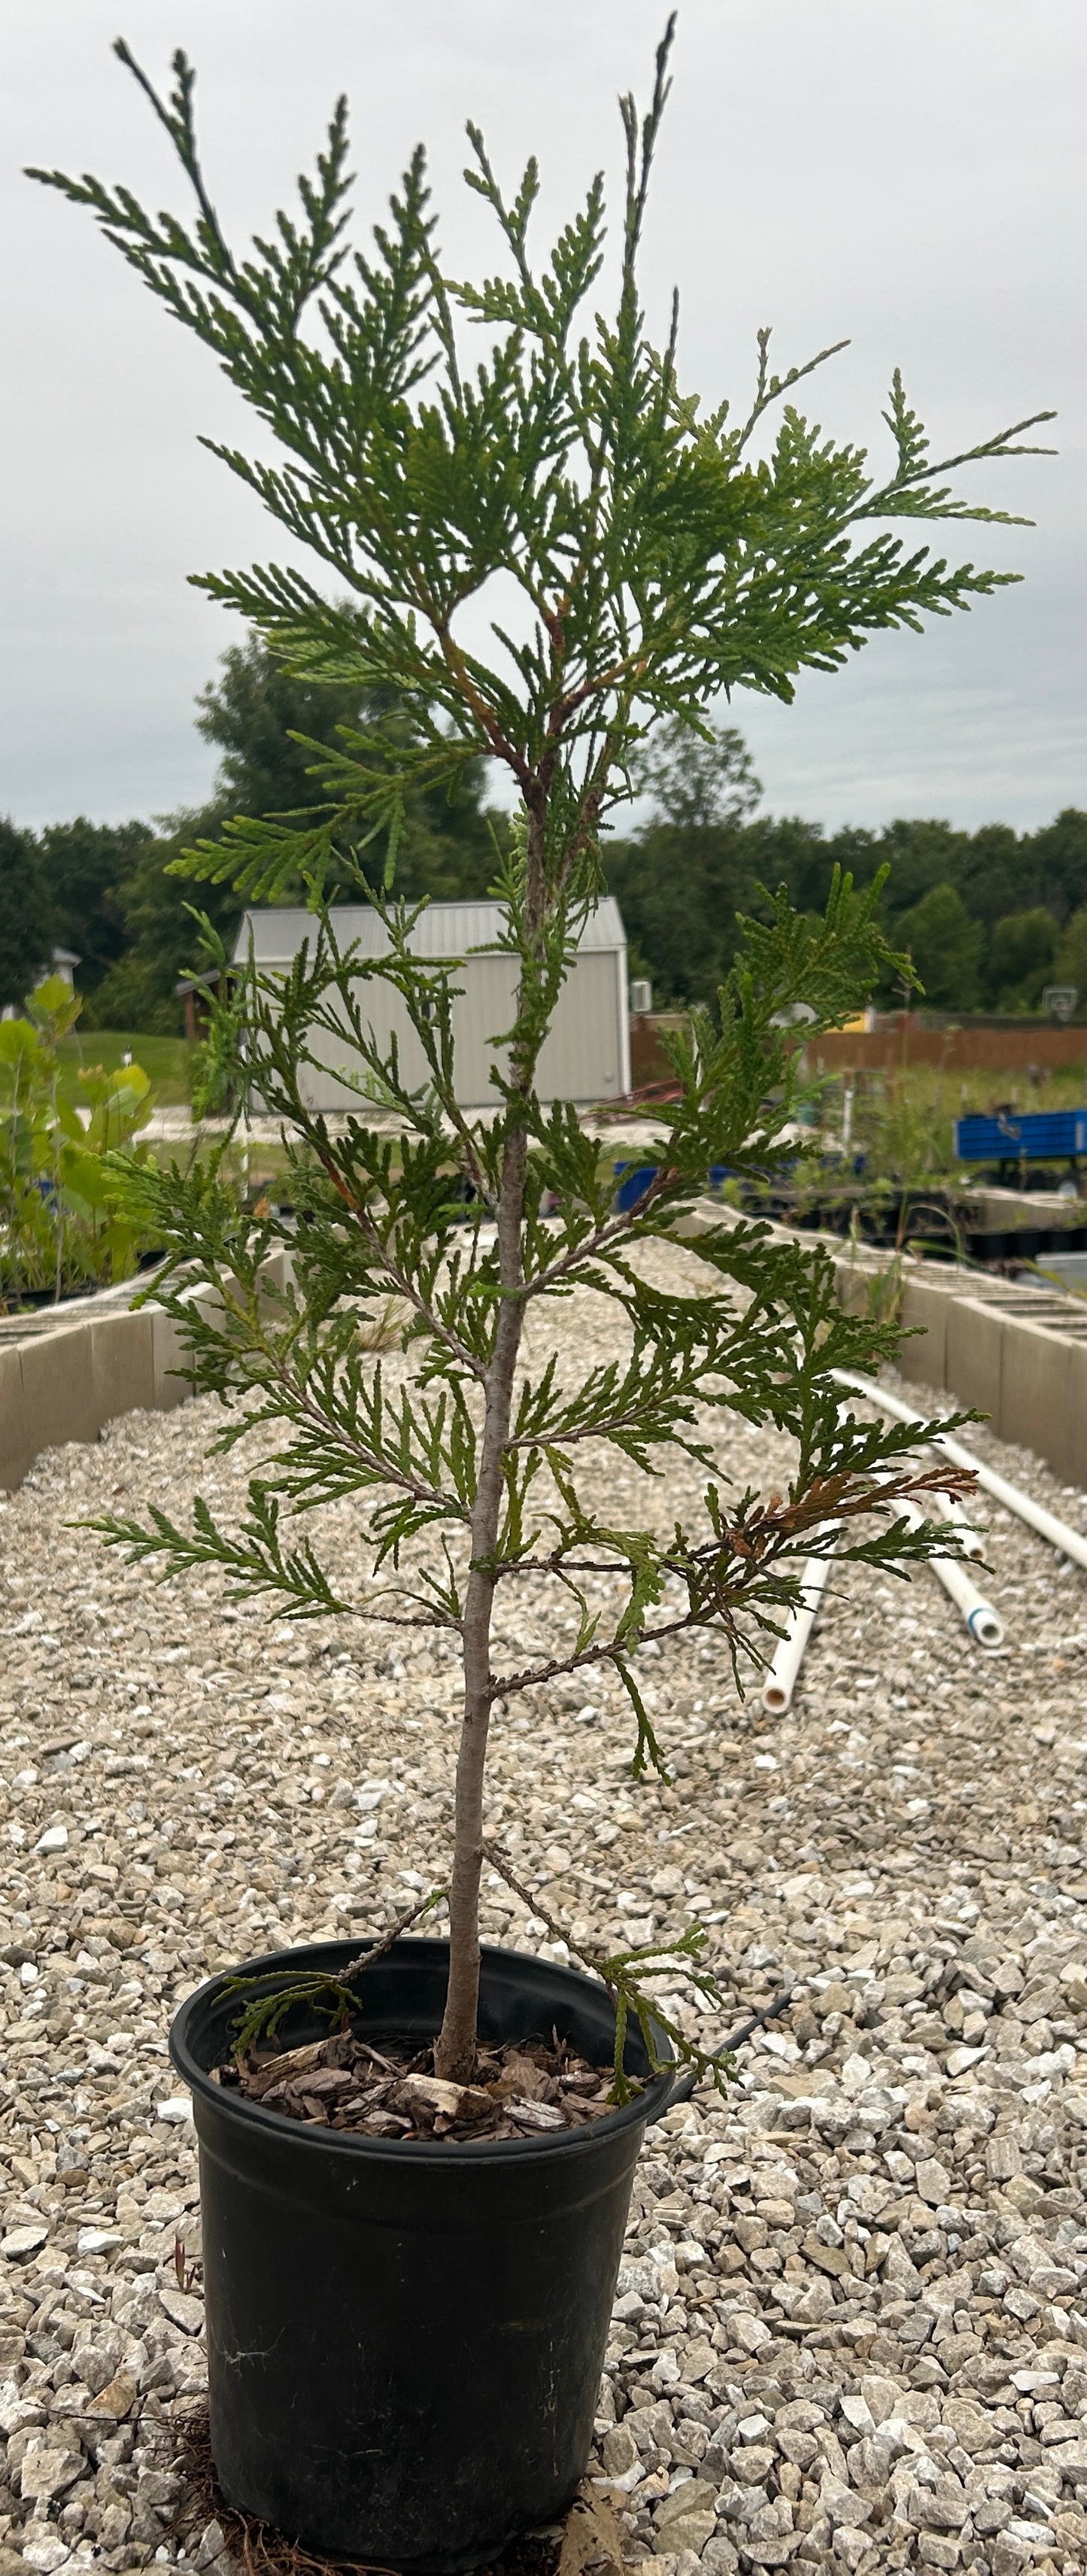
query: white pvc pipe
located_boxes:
[833,1367,1087,1575]
[835,1396,984,1560]
[761,1540,838,1715]
[897,1498,1005,1648]
[928,1490,985,1561]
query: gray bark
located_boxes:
[434,814,545,2081]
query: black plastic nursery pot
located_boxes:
[169,1936,676,2575]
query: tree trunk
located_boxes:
[434,1129,528,2081]
[435,813,546,2082]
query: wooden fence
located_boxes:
[804,1026,1087,1076]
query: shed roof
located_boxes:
[234,895,626,968]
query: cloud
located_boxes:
[3,0,1083,829]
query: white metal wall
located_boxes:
[298,946,627,1111]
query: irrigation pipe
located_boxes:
[833,1367,1087,1576]
[931,1490,985,1561]
[836,1399,984,1560]
[761,1533,839,1715]
[895,1497,1004,1649]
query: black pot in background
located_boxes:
[170,1937,676,2575]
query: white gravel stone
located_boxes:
[1,2225,49,2261]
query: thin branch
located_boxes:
[307,1138,488,1384]
[340,1882,449,1981]
[112,42,241,289]
[481,1839,602,1970]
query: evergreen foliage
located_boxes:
[67,633,498,1033]
[35,23,1046,2080]
[17,683,1084,1037]
[197,632,496,901]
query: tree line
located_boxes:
[608,721,1087,1018]
[0,637,496,1027]
[2,650,1085,1027]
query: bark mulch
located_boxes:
[218,2028,621,2143]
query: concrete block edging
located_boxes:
[0,1225,1081,1498]
[0,1260,285,1493]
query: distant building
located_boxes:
[176,973,220,1045]
[3,947,83,1015]
[231,898,631,1111]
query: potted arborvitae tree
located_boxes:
[32,25,1049,2571]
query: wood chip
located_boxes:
[490,2049,554,2102]
[291,2066,354,2098]
[507,2097,567,2131]
[245,2039,334,2095]
[394,2073,493,2122]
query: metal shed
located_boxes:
[234,898,630,1111]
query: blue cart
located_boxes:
[954,1110,1087,1176]
[612,1161,785,1211]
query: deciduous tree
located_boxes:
[0,819,55,1012]
[895,881,984,1012]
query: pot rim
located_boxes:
[169,1934,677,2165]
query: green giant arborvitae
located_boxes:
[31,22,1051,2079]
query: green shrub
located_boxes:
[0,977,158,1306]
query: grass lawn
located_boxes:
[56,1028,193,1104]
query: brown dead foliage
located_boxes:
[172,2406,620,2575]
[555,2484,627,2576]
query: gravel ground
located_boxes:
[1,1242,1086,2576]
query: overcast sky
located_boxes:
[4,0,1085,837]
